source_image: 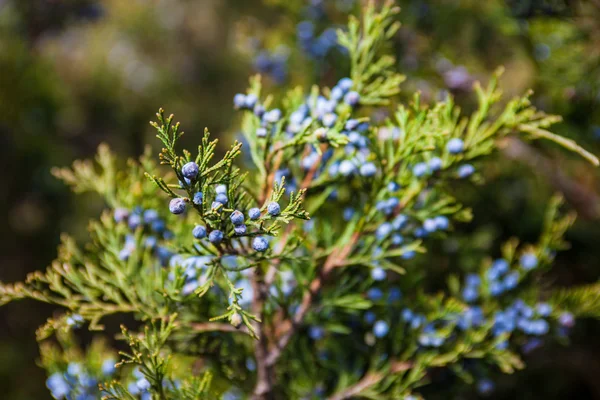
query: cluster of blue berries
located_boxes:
[114,207,172,263]
[370,208,450,261]
[187,188,276,253]
[411,138,474,179]
[233,93,284,139]
[297,21,343,60]
[46,359,116,399]
[253,46,289,84]
[462,253,538,302]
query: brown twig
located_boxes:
[265,232,360,367]
[189,322,249,334]
[327,361,413,400]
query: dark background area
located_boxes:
[0,0,599,398]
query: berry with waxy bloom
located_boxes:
[230,210,245,225]
[234,225,247,235]
[248,207,261,220]
[169,198,186,215]
[233,93,246,109]
[373,320,389,338]
[446,138,465,154]
[413,162,428,178]
[344,91,360,106]
[192,192,203,205]
[338,160,355,176]
[215,193,228,205]
[256,127,267,138]
[182,161,199,180]
[267,201,281,216]
[192,225,207,239]
[360,162,377,177]
[429,157,443,171]
[457,164,475,178]
[209,230,224,244]
[520,252,538,270]
[252,236,269,252]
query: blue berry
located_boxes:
[263,108,282,124]
[322,113,337,127]
[477,379,494,395]
[558,312,575,327]
[143,209,159,224]
[373,320,390,338]
[233,93,246,109]
[169,198,186,214]
[209,230,224,244]
[344,91,360,106]
[215,193,228,205]
[423,218,437,233]
[371,267,386,281]
[330,86,343,101]
[234,224,247,235]
[343,207,354,221]
[345,119,360,130]
[490,281,504,296]
[230,210,245,225]
[364,311,376,324]
[182,162,199,180]
[256,127,267,138]
[245,94,258,109]
[466,274,481,287]
[494,258,510,273]
[252,236,269,252]
[401,308,414,322]
[192,192,203,205]
[392,214,408,230]
[387,182,400,192]
[309,326,325,340]
[136,378,151,391]
[391,234,404,245]
[434,216,449,230]
[503,271,520,290]
[248,207,261,220]
[114,207,129,223]
[446,138,465,154]
[462,286,479,302]
[47,373,70,399]
[359,162,377,177]
[267,202,281,216]
[211,201,223,210]
[216,184,227,194]
[338,160,356,176]
[375,223,393,240]
[102,359,116,376]
[338,77,353,92]
[144,236,157,248]
[128,213,142,230]
[414,227,427,238]
[402,250,416,260]
[536,302,552,317]
[412,162,428,178]
[457,164,475,178]
[429,157,443,171]
[254,104,265,117]
[192,225,207,239]
[367,288,383,301]
[520,253,538,270]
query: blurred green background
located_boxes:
[0,0,599,398]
